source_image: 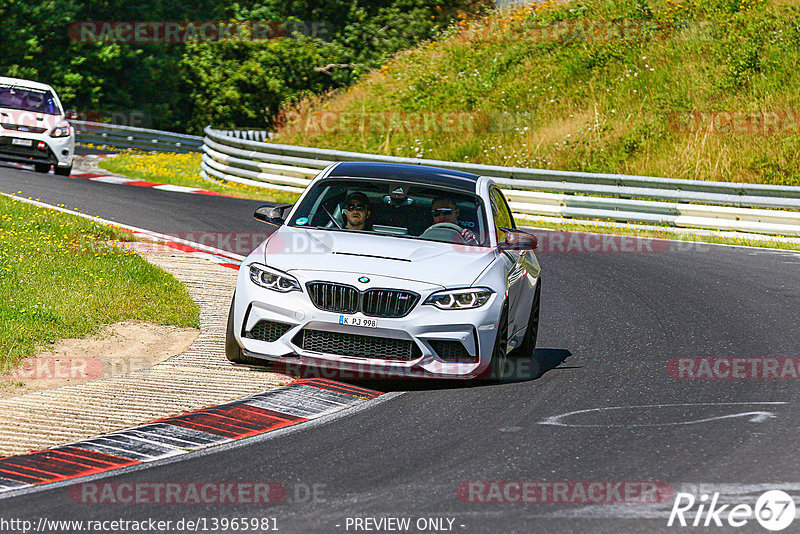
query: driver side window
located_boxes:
[490,188,514,243]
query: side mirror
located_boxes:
[498,228,538,251]
[64,109,77,120]
[254,204,293,226]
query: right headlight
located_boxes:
[50,122,72,138]
[423,288,492,310]
[249,263,301,293]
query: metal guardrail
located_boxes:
[73,121,204,153]
[199,126,800,236]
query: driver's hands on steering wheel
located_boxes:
[460,227,477,244]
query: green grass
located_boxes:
[276,0,800,186]
[97,150,301,204]
[0,195,200,374]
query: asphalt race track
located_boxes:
[2,163,800,533]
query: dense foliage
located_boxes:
[278,0,800,185]
[0,0,489,133]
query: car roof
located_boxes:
[326,161,480,193]
[0,76,55,92]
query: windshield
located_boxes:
[289,178,490,247]
[0,85,60,115]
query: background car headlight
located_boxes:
[249,264,301,293]
[50,122,72,138]
[424,288,492,310]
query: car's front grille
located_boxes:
[307,282,360,313]
[429,340,476,363]
[1,123,47,133]
[246,320,293,342]
[362,289,419,318]
[294,329,421,361]
[306,282,419,318]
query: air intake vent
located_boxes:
[246,320,293,342]
[294,329,420,361]
[429,340,476,363]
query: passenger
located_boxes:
[343,191,372,231]
[429,197,477,243]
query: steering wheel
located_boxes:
[427,222,463,232]
[420,222,467,243]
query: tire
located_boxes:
[485,303,509,381]
[225,297,258,365]
[34,163,51,173]
[54,164,72,176]
[511,276,541,359]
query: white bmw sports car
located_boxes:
[226,162,541,379]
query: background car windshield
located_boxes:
[0,85,60,115]
[289,178,490,246]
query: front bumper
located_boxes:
[0,133,74,167]
[233,266,504,379]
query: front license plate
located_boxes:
[11,138,32,146]
[339,315,377,328]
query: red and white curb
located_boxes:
[71,171,234,197]
[70,154,238,198]
[118,229,244,270]
[0,379,382,493]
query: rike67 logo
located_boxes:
[668,490,796,531]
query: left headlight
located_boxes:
[50,122,72,138]
[249,263,301,293]
[424,287,492,310]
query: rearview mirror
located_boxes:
[498,228,538,251]
[254,204,293,226]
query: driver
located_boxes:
[343,191,372,231]
[430,197,477,244]
[24,92,45,111]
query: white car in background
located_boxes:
[0,76,74,175]
[226,161,542,380]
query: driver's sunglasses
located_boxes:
[345,203,367,211]
[431,208,453,217]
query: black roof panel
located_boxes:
[326,162,479,192]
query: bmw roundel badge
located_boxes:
[358,276,370,283]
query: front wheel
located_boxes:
[485,303,509,381]
[54,164,73,176]
[225,296,258,365]
[34,163,51,173]
[512,276,541,359]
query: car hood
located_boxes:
[258,226,495,288]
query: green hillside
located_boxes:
[275,0,800,185]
